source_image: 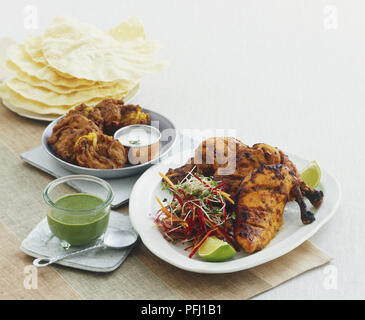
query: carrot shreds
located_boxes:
[218,191,235,204]
[155,196,172,217]
[155,196,188,227]
[159,172,176,190]
[154,171,237,258]
[189,228,217,258]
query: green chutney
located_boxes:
[47,193,110,246]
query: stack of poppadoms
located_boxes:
[0,16,167,117]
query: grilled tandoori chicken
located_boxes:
[166,137,324,253]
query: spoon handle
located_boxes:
[33,243,105,267]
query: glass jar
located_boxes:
[43,175,113,247]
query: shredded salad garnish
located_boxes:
[154,170,239,258]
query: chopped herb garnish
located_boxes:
[128,139,140,145]
[161,182,169,191]
[211,180,219,187]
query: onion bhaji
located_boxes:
[68,103,104,130]
[48,114,101,163]
[119,104,150,127]
[47,98,150,169]
[94,99,125,135]
[94,99,150,135]
[74,132,127,169]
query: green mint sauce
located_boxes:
[47,193,110,246]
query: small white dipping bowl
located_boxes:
[114,125,162,165]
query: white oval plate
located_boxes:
[129,149,341,274]
[1,82,140,122]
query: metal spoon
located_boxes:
[33,230,138,268]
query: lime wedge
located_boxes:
[198,236,236,262]
[301,161,321,188]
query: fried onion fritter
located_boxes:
[74,132,127,169]
[68,103,104,130]
[48,114,101,163]
[94,99,150,135]
[119,104,150,127]
[94,99,124,135]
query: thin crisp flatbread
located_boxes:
[0,83,129,114]
[6,44,97,87]
[108,17,147,42]
[6,78,131,106]
[42,16,167,82]
[24,35,48,65]
[5,60,134,94]
[1,16,165,117]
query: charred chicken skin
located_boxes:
[235,164,315,253]
[166,137,324,253]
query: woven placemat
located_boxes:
[0,220,81,300]
[0,140,332,300]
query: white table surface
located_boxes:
[1,0,364,299]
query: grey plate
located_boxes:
[42,108,177,179]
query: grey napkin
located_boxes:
[21,210,136,272]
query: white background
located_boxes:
[1,0,364,299]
